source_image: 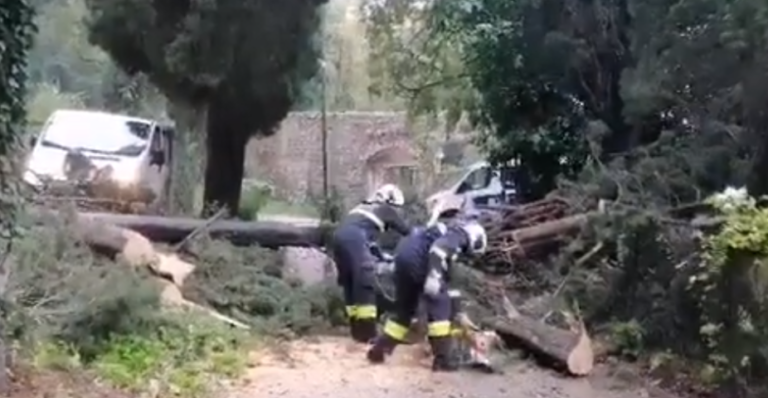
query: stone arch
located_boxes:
[364,144,418,193]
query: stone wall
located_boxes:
[246,111,416,204]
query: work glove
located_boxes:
[423,269,442,297]
[369,243,385,260]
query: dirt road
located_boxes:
[244,216,671,398]
[227,336,671,398]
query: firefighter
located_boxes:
[366,218,488,371]
[330,184,411,343]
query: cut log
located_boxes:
[511,214,588,244]
[485,314,594,376]
[71,211,327,248]
[72,216,129,258]
[64,212,250,329]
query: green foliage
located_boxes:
[237,183,273,220]
[26,0,164,114]
[181,238,347,336]
[32,315,246,397]
[0,0,36,160]
[367,0,768,202]
[84,0,329,212]
[296,1,396,111]
[608,320,646,359]
[4,220,161,358]
[25,82,85,128]
[688,200,768,388]
[363,0,475,128]
[27,0,107,104]
[3,217,248,396]
[309,186,347,222]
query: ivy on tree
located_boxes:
[84,0,327,213]
[0,0,36,156]
[0,0,35,230]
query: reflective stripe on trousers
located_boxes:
[427,320,451,337]
[347,304,377,320]
[383,319,410,341]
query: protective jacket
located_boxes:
[423,223,472,297]
[330,201,411,341]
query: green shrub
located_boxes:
[238,183,273,220]
[3,217,249,397]
[181,238,346,335]
[689,198,768,389]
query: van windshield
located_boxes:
[436,168,469,191]
[39,111,151,157]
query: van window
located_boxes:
[39,111,150,157]
[456,166,492,193]
[150,126,164,151]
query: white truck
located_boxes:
[24,109,174,212]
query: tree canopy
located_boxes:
[84,0,328,213]
[365,0,768,202]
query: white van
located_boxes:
[425,160,518,213]
[24,109,173,202]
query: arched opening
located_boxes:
[364,145,417,193]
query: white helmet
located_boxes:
[460,221,488,255]
[370,184,405,206]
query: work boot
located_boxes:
[349,319,363,342]
[354,318,378,343]
[367,335,399,364]
[429,336,459,372]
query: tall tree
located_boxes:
[386,0,764,201]
[363,0,475,131]
[0,0,35,392]
[84,0,327,213]
[27,0,109,105]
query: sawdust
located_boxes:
[226,336,677,398]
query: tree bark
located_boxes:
[202,103,249,216]
[485,315,594,376]
[167,100,206,216]
[72,211,327,248]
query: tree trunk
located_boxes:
[167,100,206,215]
[202,105,249,216]
[743,55,768,198]
[71,210,326,248]
[486,315,594,376]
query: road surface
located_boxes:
[243,217,677,398]
[225,336,674,398]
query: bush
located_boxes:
[181,238,347,336]
[238,183,273,220]
[688,198,768,392]
[2,217,249,397]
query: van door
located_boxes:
[146,125,169,199]
[455,164,504,205]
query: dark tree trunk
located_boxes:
[598,0,635,156]
[202,104,249,216]
[743,58,768,197]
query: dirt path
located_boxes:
[227,336,671,398]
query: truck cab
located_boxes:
[425,160,518,213]
[24,109,173,210]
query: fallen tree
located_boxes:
[30,207,328,248]
[27,207,256,328]
[485,313,593,376]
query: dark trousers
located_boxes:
[382,257,452,341]
[330,224,377,320]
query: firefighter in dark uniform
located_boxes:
[366,218,488,371]
[330,184,411,343]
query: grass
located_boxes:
[28,313,250,397]
[258,200,318,218]
[193,182,319,219]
